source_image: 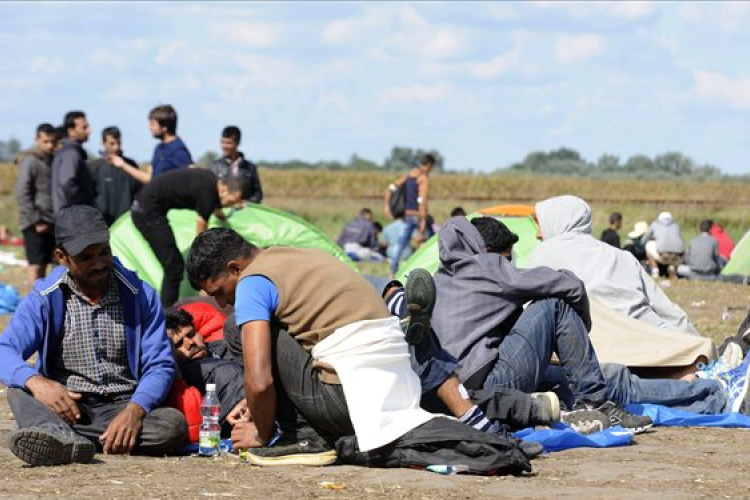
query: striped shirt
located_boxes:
[50,271,137,396]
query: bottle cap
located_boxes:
[206,383,216,391]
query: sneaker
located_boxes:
[721,342,744,371]
[595,401,653,433]
[560,408,610,435]
[244,435,337,467]
[403,268,436,345]
[7,424,96,466]
[718,353,750,413]
[697,346,743,381]
[530,392,561,425]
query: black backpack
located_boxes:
[388,182,407,219]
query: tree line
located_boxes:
[2,135,746,180]
[500,147,739,181]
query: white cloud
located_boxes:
[468,49,523,79]
[27,56,64,76]
[606,2,655,20]
[322,5,468,61]
[693,70,750,109]
[102,80,149,102]
[318,92,351,113]
[534,1,654,21]
[322,7,391,45]
[678,3,750,35]
[214,21,285,48]
[555,34,603,64]
[378,84,449,105]
[155,40,189,66]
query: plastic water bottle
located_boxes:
[199,383,221,456]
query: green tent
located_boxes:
[395,213,540,281]
[110,205,357,299]
[721,229,750,277]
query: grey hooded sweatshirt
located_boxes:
[431,216,590,387]
[528,195,699,336]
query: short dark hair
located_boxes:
[165,307,194,332]
[63,111,86,132]
[699,219,713,233]
[423,154,436,166]
[470,217,519,254]
[223,175,252,199]
[373,221,383,232]
[102,126,121,142]
[53,126,65,143]
[451,207,466,217]
[222,126,241,144]
[36,123,55,137]
[360,208,373,217]
[609,212,623,225]
[187,228,257,289]
[149,105,178,135]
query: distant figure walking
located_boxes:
[385,154,435,276]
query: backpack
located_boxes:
[388,182,407,219]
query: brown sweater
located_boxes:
[241,247,389,383]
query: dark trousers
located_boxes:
[131,210,184,307]
[8,388,188,454]
[271,329,354,444]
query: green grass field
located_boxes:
[3,165,750,244]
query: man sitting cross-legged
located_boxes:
[0,205,187,466]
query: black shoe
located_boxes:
[561,408,610,435]
[403,269,436,345]
[8,424,96,466]
[519,440,544,459]
[595,401,653,434]
[244,435,337,467]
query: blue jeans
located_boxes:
[483,298,609,408]
[390,215,419,274]
[600,363,727,414]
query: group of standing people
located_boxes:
[15,105,264,306]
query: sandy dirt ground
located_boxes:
[1,265,750,499]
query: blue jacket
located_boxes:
[0,258,176,413]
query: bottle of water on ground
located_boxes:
[199,383,221,456]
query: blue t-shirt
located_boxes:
[235,275,279,326]
[151,137,193,178]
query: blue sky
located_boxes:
[2,2,750,174]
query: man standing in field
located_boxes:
[385,154,435,277]
[16,123,57,284]
[109,104,193,184]
[209,126,263,205]
[89,126,142,226]
[51,111,95,216]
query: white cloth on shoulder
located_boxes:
[312,316,435,452]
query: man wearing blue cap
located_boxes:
[0,205,187,466]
